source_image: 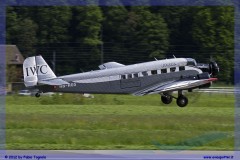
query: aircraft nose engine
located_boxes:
[209,61,219,77]
[197,61,219,77]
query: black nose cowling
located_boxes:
[209,61,219,77]
[197,61,219,77]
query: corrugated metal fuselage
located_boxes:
[54,70,198,94]
[43,70,199,95]
[37,58,201,95]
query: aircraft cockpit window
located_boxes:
[161,69,167,74]
[121,75,126,79]
[128,74,132,79]
[133,73,138,78]
[179,66,185,71]
[170,67,176,72]
[186,58,197,66]
[142,71,148,77]
[151,70,157,75]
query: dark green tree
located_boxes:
[15,19,38,56]
[130,6,169,59]
[70,6,103,70]
[6,7,18,44]
[192,7,234,83]
[35,6,72,44]
[7,7,38,56]
[101,6,130,63]
[155,7,197,58]
[71,6,103,45]
[102,6,169,63]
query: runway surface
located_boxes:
[2,150,239,160]
[195,87,239,94]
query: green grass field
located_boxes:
[6,93,234,150]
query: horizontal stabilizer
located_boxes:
[38,78,69,86]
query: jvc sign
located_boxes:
[25,65,48,76]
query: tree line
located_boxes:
[6,6,234,83]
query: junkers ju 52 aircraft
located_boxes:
[23,56,219,107]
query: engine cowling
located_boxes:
[197,61,219,77]
[209,61,219,77]
[197,72,210,79]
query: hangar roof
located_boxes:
[5,45,24,65]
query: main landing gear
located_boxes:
[161,94,172,104]
[176,95,188,107]
[35,92,41,98]
[161,90,188,107]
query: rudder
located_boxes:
[23,55,56,87]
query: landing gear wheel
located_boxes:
[35,92,40,98]
[161,95,172,104]
[177,95,188,107]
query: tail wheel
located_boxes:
[161,95,172,104]
[177,95,188,107]
[35,92,40,98]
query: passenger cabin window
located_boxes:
[161,69,167,73]
[170,67,176,72]
[142,71,148,77]
[133,73,138,78]
[128,74,132,79]
[151,70,157,75]
[179,66,185,71]
[121,75,126,79]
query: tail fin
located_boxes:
[23,55,56,87]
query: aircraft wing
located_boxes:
[133,78,217,96]
[38,78,69,86]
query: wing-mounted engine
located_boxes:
[182,73,213,89]
[197,72,210,79]
[197,72,211,88]
[99,62,125,70]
